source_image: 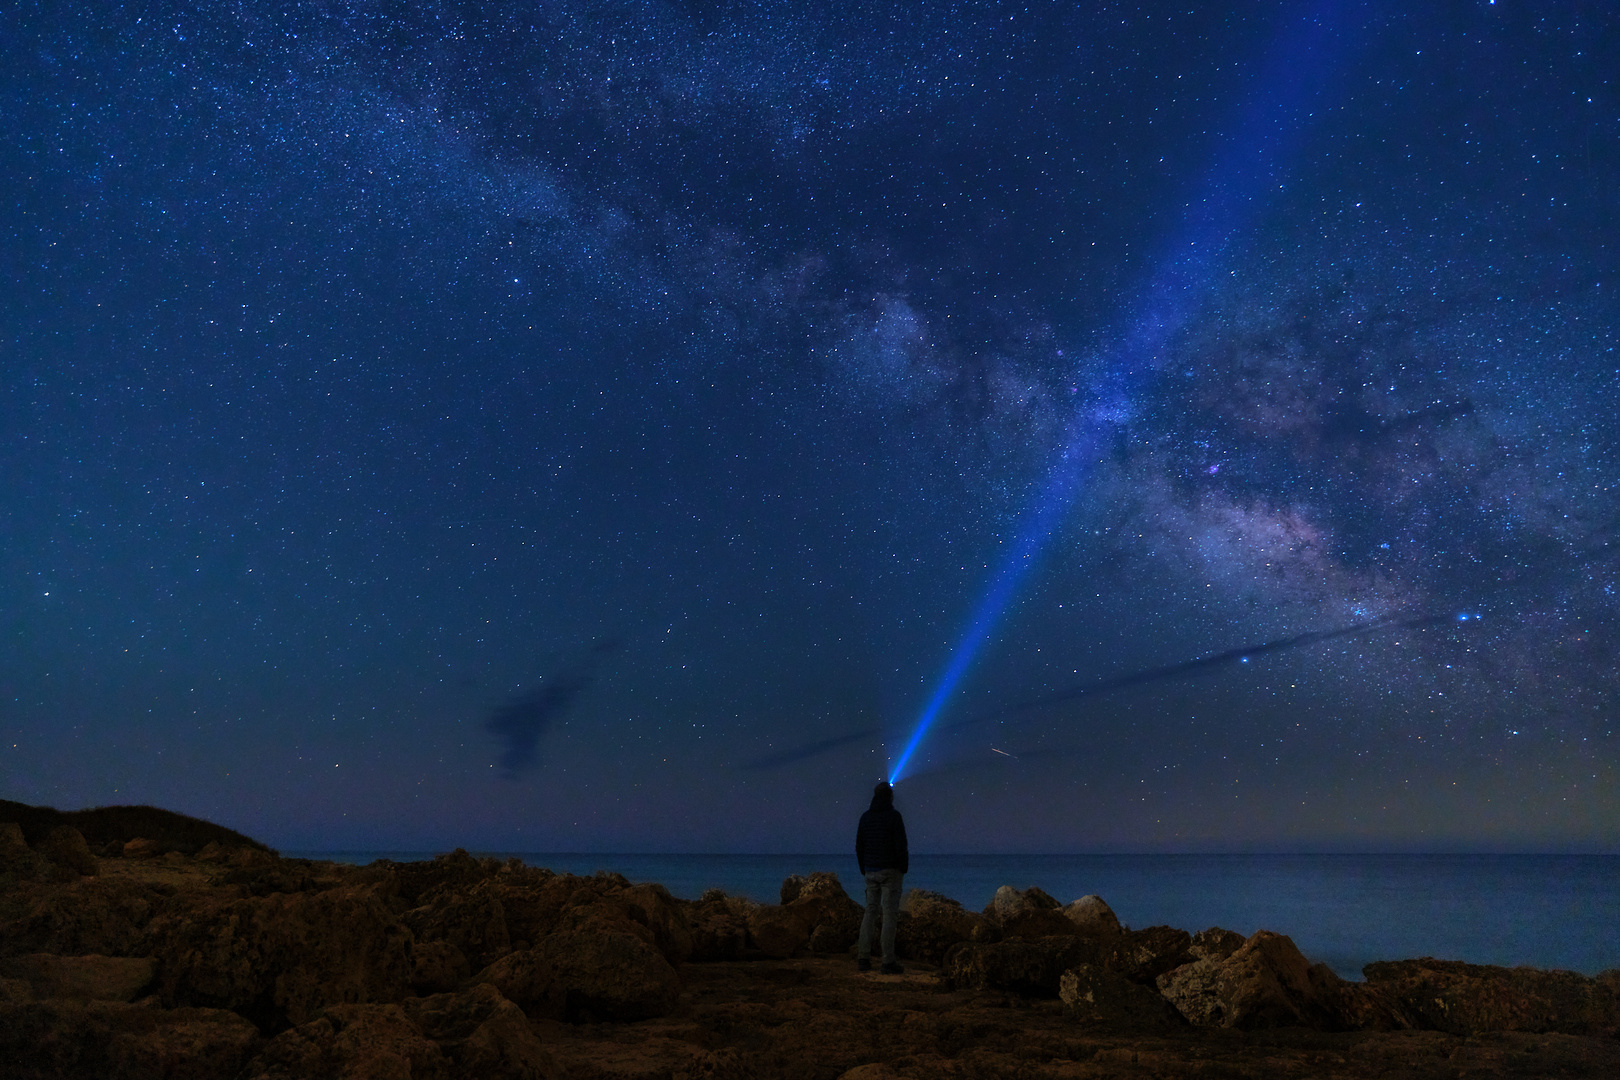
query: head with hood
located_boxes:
[870,780,894,809]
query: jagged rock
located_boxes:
[0,1000,262,1080]
[1361,958,1620,1036]
[747,904,811,959]
[149,887,414,1031]
[782,872,862,954]
[944,936,1108,997]
[123,837,162,859]
[405,888,511,972]
[403,982,561,1079]
[0,822,31,860]
[40,826,97,879]
[0,875,164,958]
[1156,929,1338,1029]
[241,1002,450,1080]
[1189,926,1246,962]
[617,882,695,965]
[1063,895,1122,935]
[1059,963,1188,1030]
[1106,925,1193,984]
[687,894,750,962]
[983,885,1079,938]
[411,940,471,996]
[896,889,993,965]
[0,953,156,1002]
[477,920,682,1022]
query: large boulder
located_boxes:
[1156,929,1339,1029]
[0,953,156,1002]
[0,875,166,958]
[1062,895,1122,935]
[1060,963,1188,1030]
[781,872,863,953]
[983,885,1078,938]
[747,904,811,959]
[403,982,561,1080]
[410,940,472,996]
[686,892,751,962]
[149,887,415,1031]
[1189,926,1246,962]
[476,917,682,1023]
[0,1000,261,1080]
[1105,925,1194,984]
[616,882,695,966]
[896,889,994,965]
[404,888,511,972]
[240,1003,450,1080]
[1361,958,1620,1036]
[40,827,97,879]
[943,936,1108,997]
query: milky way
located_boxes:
[2,1,1615,852]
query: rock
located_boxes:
[0,953,157,1002]
[943,936,1108,997]
[687,894,750,962]
[782,872,862,954]
[0,822,30,860]
[477,922,682,1023]
[895,889,992,965]
[404,982,562,1079]
[40,826,97,878]
[411,940,472,996]
[1156,929,1338,1029]
[983,885,1080,938]
[0,874,164,958]
[123,837,162,859]
[1059,963,1188,1030]
[1189,926,1246,962]
[1361,957,1620,1036]
[747,904,811,959]
[241,1003,450,1080]
[404,888,511,972]
[618,882,696,965]
[0,978,33,1003]
[149,887,415,1031]
[1063,895,1122,935]
[0,1000,262,1080]
[1106,925,1194,984]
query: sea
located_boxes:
[289,851,1620,981]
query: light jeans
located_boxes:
[858,867,904,965]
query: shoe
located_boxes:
[880,962,904,975]
[856,959,872,972]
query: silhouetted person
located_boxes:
[855,780,909,974]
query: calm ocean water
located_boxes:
[292,851,1620,980]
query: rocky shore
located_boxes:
[2,801,1617,1078]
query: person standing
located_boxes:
[855,780,909,974]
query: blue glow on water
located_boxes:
[889,2,1352,784]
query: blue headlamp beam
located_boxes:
[888,2,1353,785]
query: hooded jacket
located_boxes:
[855,790,909,874]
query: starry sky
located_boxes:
[3,1,1616,853]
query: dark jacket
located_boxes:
[856,800,909,875]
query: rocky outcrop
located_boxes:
[983,885,1081,938]
[1105,925,1194,984]
[0,874,169,958]
[476,913,682,1022]
[1361,958,1620,1036]
[944,936,1108,997]
[404,887,512,972]
[1189,926,1246,962]
[40,826,98,878]
[897,888,996,965]
[1156,929,1343,1029]
[241,1002,451,1080]
[0,1000,262,1080]
[781,872,863,953]
[1062,894,1122,935]
[148,887,415,1031]
[686,891,751,962]
[0,953,156,1002]
[1060,963,1188,1030]
[746,903,811,958]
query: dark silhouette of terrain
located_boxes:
[0,799,273,856]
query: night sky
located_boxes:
[4,1,1617,854]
